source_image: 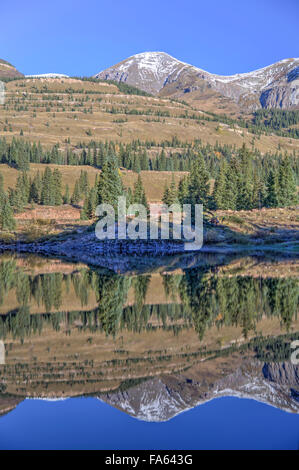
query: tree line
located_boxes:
[0,142,297,231]
[162,144,297,211]
[0,137,298,184]
[0,259,297,341]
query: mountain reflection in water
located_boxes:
[0,253,298,423]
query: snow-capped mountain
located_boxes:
[95,52,187,95]
[99,360,299,422]
[94,52,299,110]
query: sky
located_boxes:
[1,0,298,77]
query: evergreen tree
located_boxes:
[41,167,53,205]
[63,184,70,204]
[78,170,89,195]
[132,174,148,207]
[52,169,63,205]
[71,180,81,205]
[162,174,178,206]
[251,168,266,209]
[225,156,239,210]
[213,160,228,210]
[29,172,42,204]
[81,187,98,219]
[186,154,210,207]
[266,170,279,208]
[0,195,16,230]
[98,157,124,213]
[236,145,254,210]
[162,184,170,206]
[177,175,189,206]
[277,158,297,207]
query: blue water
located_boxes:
[0,397,299,450]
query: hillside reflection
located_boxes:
[0,255,297,341]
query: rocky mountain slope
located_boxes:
[0,59,23,79]
[2,357,298,422]
[95,52,299,111]
[99,359,299,422]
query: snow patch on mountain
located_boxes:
[26,73,69,79]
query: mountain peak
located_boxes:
[94,51,187,94]
[94,52,299,110]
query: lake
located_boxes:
[0,252,298,449]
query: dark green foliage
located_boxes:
[0,260,297,344]
[71,180,81,205]
[97,157,124,213]
[266,170,279,207]
[186,153,210,207]
[162,174,179,206]
[81,186,98,220]
[40,167,63,206]
[0,194,16,230]
[253,109,299,139]
[132,174,148,207]
[277,157,297,207]
[0,136,297,213]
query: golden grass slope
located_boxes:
[0,163,186,202]
[0,78,298,154]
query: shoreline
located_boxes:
[0,230,298,272]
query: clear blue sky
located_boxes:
[1,0,298,76]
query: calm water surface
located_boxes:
[0,253,298,449]
[0,397,299,450]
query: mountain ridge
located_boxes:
[0,59,24,79]
[99,359,299,422]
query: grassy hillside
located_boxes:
[0,163,186,202]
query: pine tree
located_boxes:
[168,174,178,204]
[0,195,16,230]
[78,170,89,195]
[132,174,148,207]
[29,172,42,204]
[177,175,189,205]
[81,187,98,220]
[213,161,227,209]
[186,154,210,207]
[277,158,297,207]
[266,170,279,207]
[98,157,124,213]
[132,154,141,173]
[162,184,170,205]
[251,168,265,209]
[41,167,53,205]
[140,150,150,170]
[236,145,254,210]
[162,174,178,206]
[225,156,239,210]
[71,180,81,205]
[63,184,70,204]
[52,169,63,205]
